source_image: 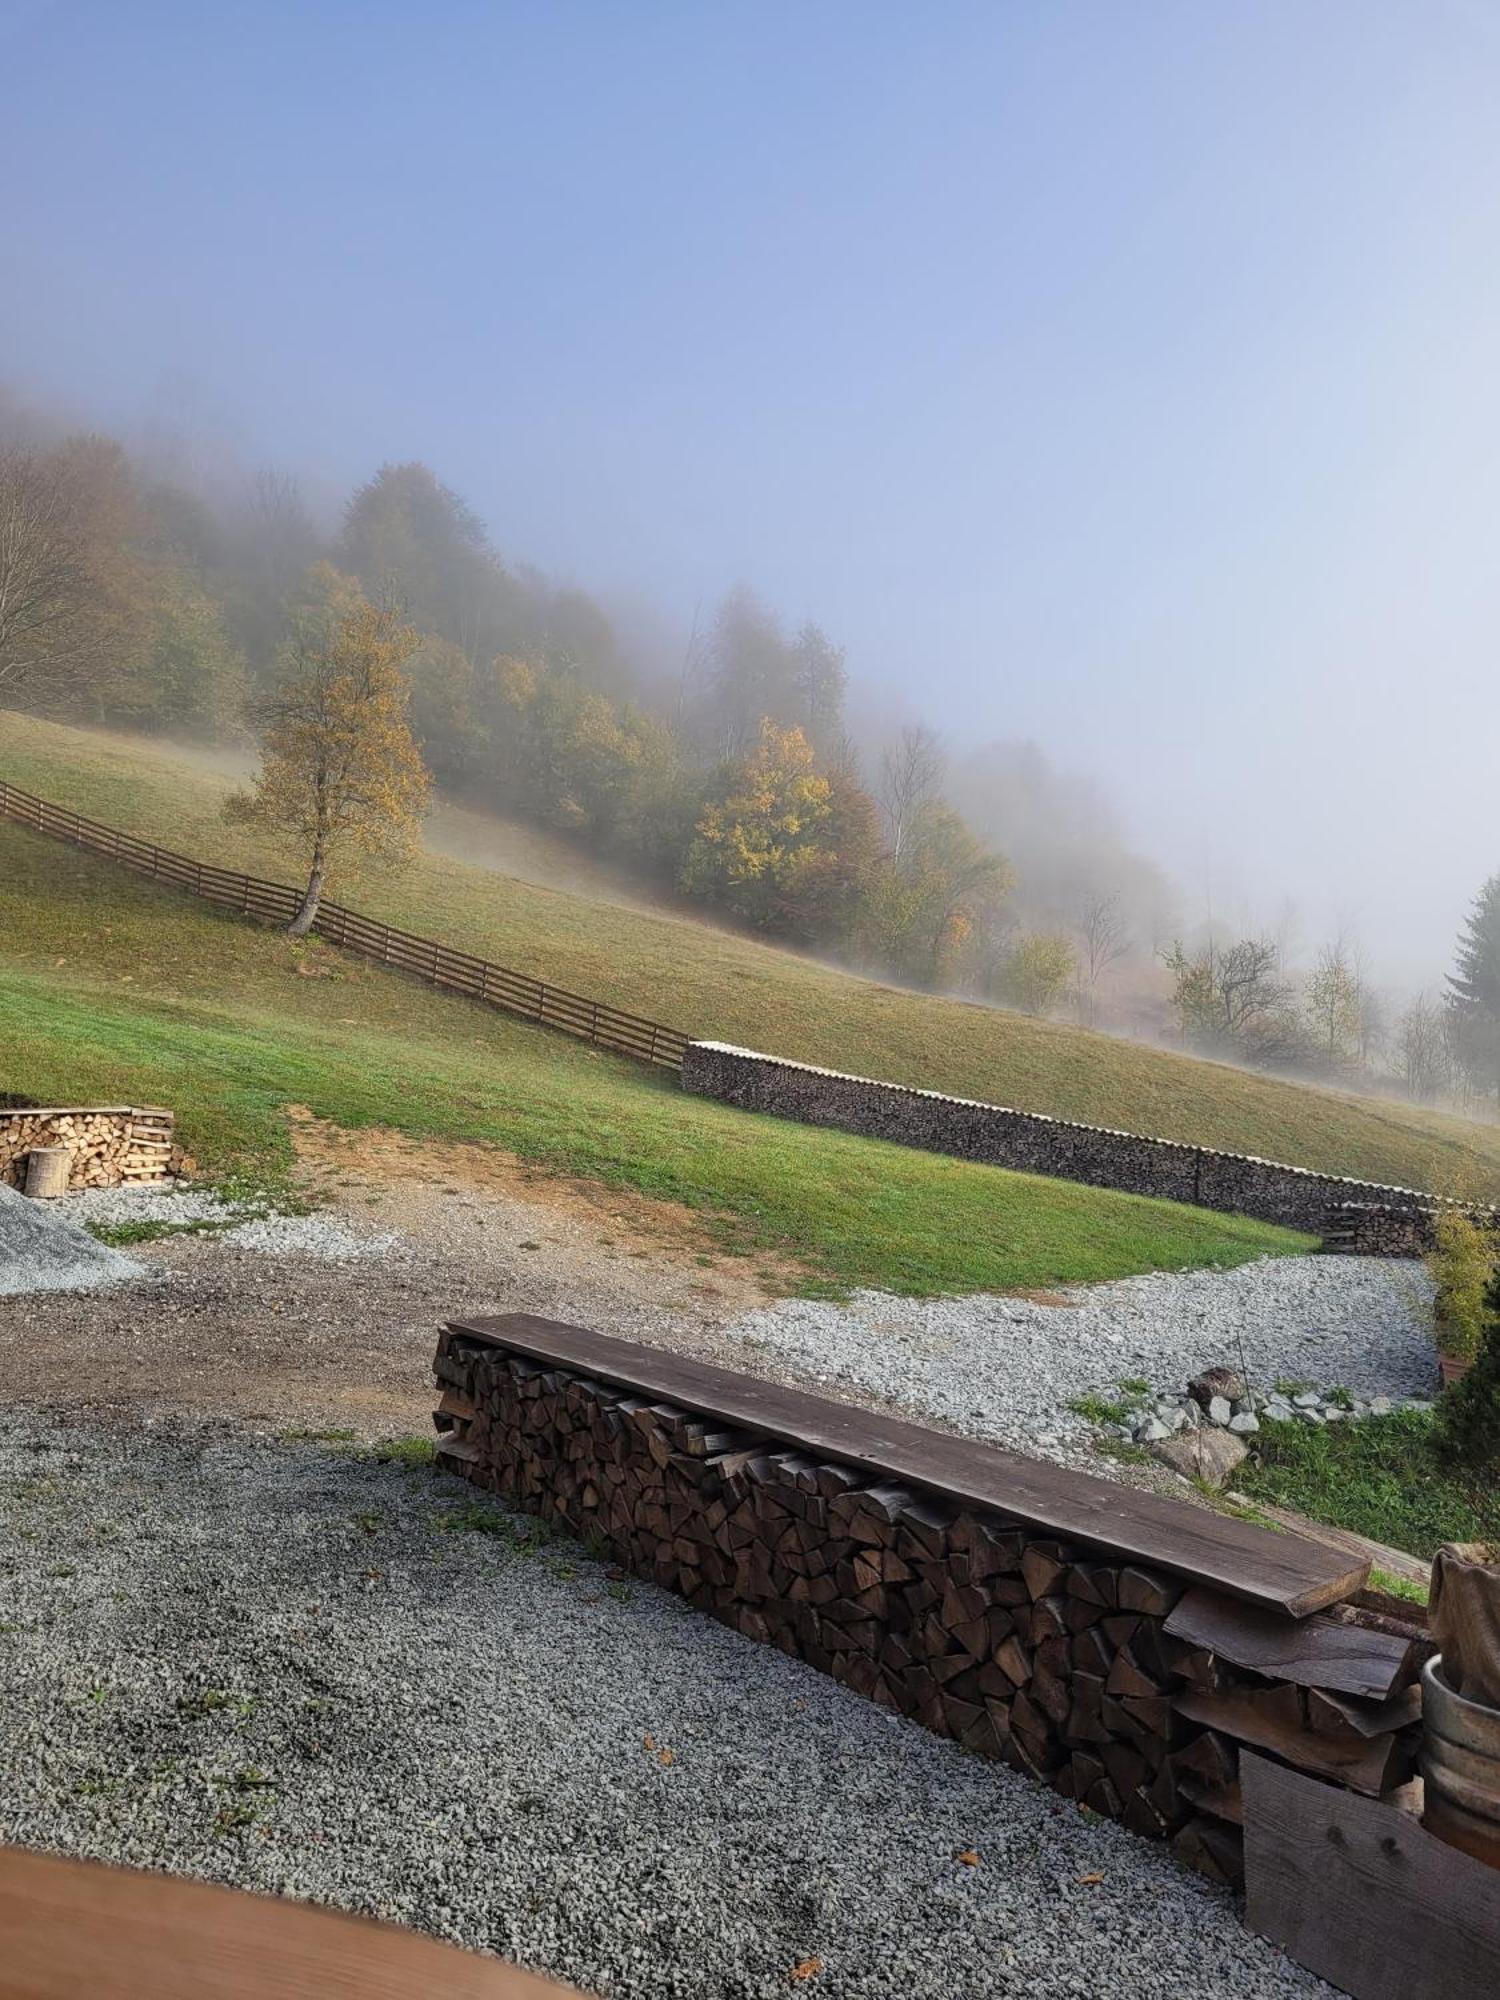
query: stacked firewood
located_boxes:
[0,1107,176,1190]
[437,1333,1425,1886]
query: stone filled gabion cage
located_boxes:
[680,1043,1498,1249]
[0,1106,178,1191]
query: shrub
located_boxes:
[1440,1267,1500,1471]
[1428,1210,1496,1365]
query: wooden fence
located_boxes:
[0,779,689,1071]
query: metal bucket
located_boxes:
[1422,1653,1500,1869]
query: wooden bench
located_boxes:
[447,1314,1367,1617]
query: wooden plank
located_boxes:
[1174,1687,1408,1795]
[0,1844,583,1998]
[1165,1585,1418,1699]
[1226,1492,1430,1590]
[1242,1751,1500,2000]
[445,1315,1367,1616]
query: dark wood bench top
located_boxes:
[445,1314,1368,1618]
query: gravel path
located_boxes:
[0,1414,1323,2000]
[723,1256,1438,1467]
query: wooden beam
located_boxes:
[1165,1585,1419,1699]
[1176,1689,1410,1797]
[445,1316,1368,1617]
[1243,1753,1500,2000]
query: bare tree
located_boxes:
[1163,934,1303,1066]
[1397,991,1450,1103]
[1305,939,1362,1071]
[1074,891,1130,1024]
[0,447,86,699]
[878,723,944,864]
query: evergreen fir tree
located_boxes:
[1447,874,1500,1105]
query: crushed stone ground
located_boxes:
[0,1414,1327,2000]
[720,1256,1438,1469]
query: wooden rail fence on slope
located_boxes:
[0,780,688,1072]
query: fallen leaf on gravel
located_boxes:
[642,1733,656,1751]
[788,1958,823,1982]
[955,1848,981,1867]
[1076,1871,1104,1886]
[658,1747,674,1767]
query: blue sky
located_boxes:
[4,1,1498,981]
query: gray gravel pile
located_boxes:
[0,1414,1324,1999]
[0,1184,142,1297]
[727,1255,1437,1466]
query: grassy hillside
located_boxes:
[5,711,1499,1199]
[0,817,1301,1294]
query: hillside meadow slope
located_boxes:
[0,812,1302,1294]
[4,711,1498,1202]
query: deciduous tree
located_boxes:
[0,446,86,698]
[680,718,835,934]
[877,723,944,865]
[226,592,430,935]
[1163,935,1302,1066]
[1305,940,1363,1071]
[1074,891,1130,1024]
[1000,931,1077,1017]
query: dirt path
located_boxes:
[0,1122,787,1437]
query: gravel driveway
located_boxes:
[0,1414,1323,2000]
[724,1256,1437,1467]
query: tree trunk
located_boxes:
[287,852,326,938]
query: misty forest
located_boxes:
[2,383,1497,1119]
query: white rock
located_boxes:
[1228,1412,1260,1435]
[1207,1396,1232,1427]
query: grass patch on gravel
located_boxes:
[1236,1409,1500,1560]
[86,1215,250,1248]
[0,824,1308,1295]
[7,711,1500,1200]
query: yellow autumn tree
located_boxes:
[227,591,431,935]
[680,718,835,932]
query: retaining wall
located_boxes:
[682,1041,1477,1238]
[435,1317,1429,1893]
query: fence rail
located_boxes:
[0,779,689,1071]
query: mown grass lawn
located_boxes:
[1235,1409,1500,1563]
[0,821,1306,1296]
[6,711,1500,1199]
